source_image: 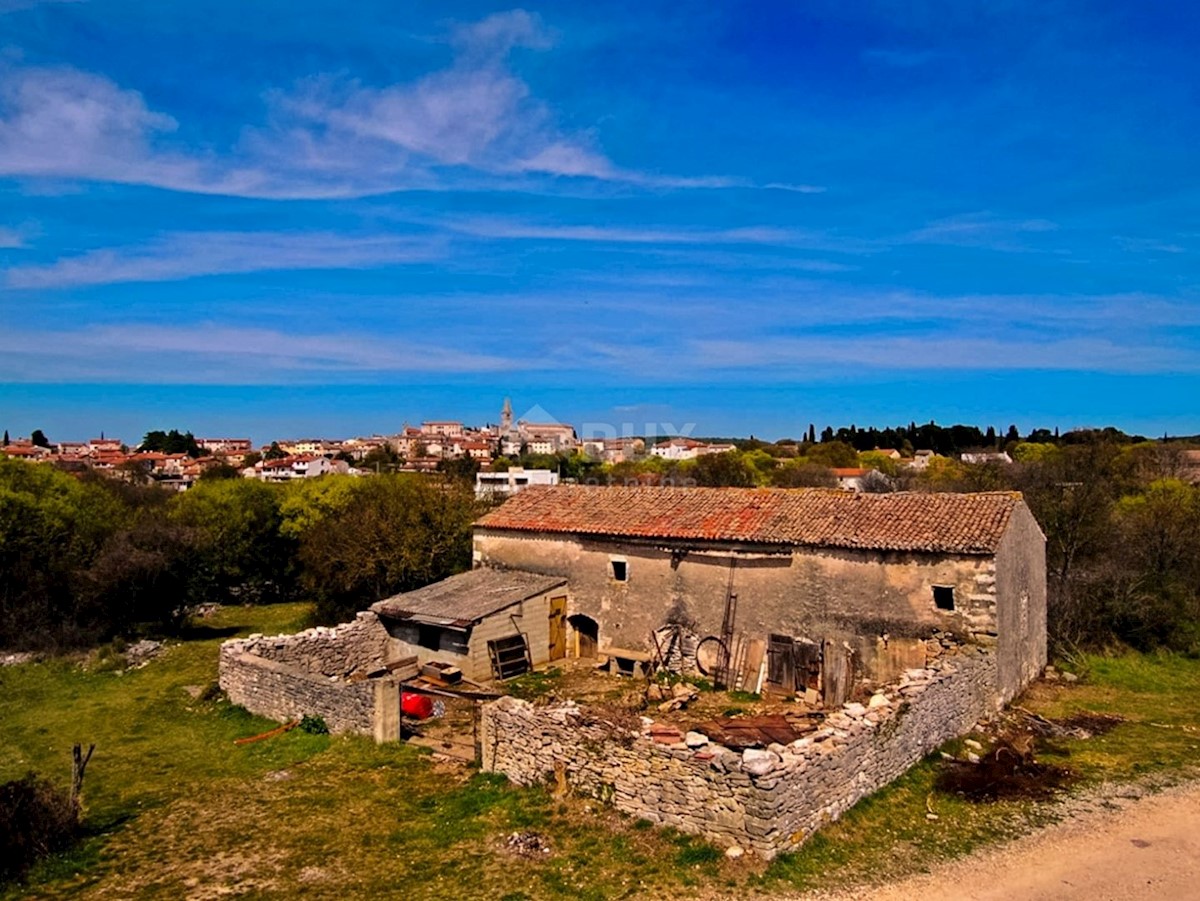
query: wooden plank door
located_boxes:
[821,639,854,708]
[548,596,567,661]
[766,633,796,690]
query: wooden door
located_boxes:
[548,596,567,661]
[766,634,796,690]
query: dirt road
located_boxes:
[813,780,1200,901]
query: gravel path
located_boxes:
[810,777,1200,901]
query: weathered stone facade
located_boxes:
[218,612,402,740]
[473,500,1046,702]
[482,649,1001,857]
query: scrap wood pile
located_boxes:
[689,714,821,750]
[647,713,823,750]
[1012,706,1124,740]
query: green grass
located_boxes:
[505,666,565,701]
[2,615,1198,900]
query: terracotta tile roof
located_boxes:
[475,486,1028,555]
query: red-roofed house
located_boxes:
[831,467,868,491]
[473,485,1046,703]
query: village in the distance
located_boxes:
[7,396,1195,497]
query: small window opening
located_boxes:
[933,585,955,611]
[610,560,628,582]
[417,624,442,649]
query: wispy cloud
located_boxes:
[5,231,445,288]
[0,225,25,247]
[0,323,516,381]
[1114,236,1187,254]
[687,334,1194,374]
[443,219,800,245]
[899,212,1058,251]
[0,11,804,199]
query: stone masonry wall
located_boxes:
[217,611,397,736]
[220,611,392,677]
[482,649,1001,857]
[218,651,386,734]
[473,530,996,654]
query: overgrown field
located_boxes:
[3,604,1198,900]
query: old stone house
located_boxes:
[473,486,1046,703]
[219,484,1049,856]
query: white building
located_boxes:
[650,438,736,461]
[475,467,559,499]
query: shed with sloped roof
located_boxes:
[370,568,570,682]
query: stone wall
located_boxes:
[218,650,392,735]
[217,611,400,738]
[994,503,1049,702]
[221,611,392,677]
[481,649,1001,857]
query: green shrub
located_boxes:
[298,714,329,735]
[0,773,79,880]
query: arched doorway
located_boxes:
[567,614,599,658]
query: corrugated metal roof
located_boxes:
[371,568,567,624]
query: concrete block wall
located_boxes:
[481,649,1001,857]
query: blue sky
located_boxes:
[1,0,1197,443]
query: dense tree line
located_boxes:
[0,461,479,649]
[2,432,1198,656]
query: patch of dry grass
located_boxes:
[4,610,1198,900]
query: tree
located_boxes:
[690,451,757,487]
[437,455,480,484]
[299,475,477,623]
[2,430,8,446]
[264,442,287,461]
[1108,479,1200,649]
[171,479,295,605]
[199,462,242,481]
[1012,440,1132,650]
[361,445,401,472]
[771,461,836,488]
[30,429,50,448]
[0,459,129,648]
[139,429,201,457]
[859,470,896,493]
[805,441,858,469]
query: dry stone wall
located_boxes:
[482,649,1001,857]
[221,611,391,677]
[218,611,395,736]
[218,651,383,734]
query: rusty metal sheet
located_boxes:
[689,714,808,749]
